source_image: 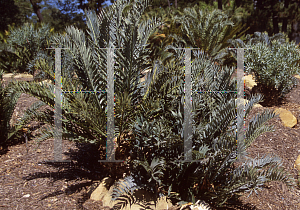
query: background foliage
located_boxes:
[0,22,55,75]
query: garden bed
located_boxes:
[0,77,300,209]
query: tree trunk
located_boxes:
[256,0,263,10]
[291,20,300,45]
[175,0,177,8]
[273,14,279,34]
[271,0,279,34]
[235,0,242,8]
[282,0,290,33]
[167,0,171,9]
[29,0,43,22]
[282,18,288,33]
[218,0,222,10]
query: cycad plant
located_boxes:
[10,0,165,147]
[110,51,296,209]
[140,6,183,66]
[168,4,248,65]
[140,3,248,69]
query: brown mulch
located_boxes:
[0,76,300,210]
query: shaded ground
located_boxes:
[0,76,300,209]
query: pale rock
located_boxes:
[180,200,212,210]
[14,73,33,79]
[3,73,33,80]
[235,98,262,108]
[274,108,297,128]
[90,177,114,201]
[294,75,300,79]
[22,194,30,198]
[38,79,53,86]
[140,77,146,82]
[39,80,54,92]
[140,69,150,83]
[90,177,173,209]
[243,74,257,90]
[294,154,300,171]
[2,73,14,78]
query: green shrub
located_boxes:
[228,32,300,104]
[0,69,21,144]
[0,22,55,75]
[0,70,44,146]
[0,45,20,74]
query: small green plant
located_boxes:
[0,69,21,144]
[0,70,43,146]
[228,32,300,105]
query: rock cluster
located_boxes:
[274,108,297,128]
[90,177,173,209]
[3,73,33,79]
[294,155,300,171]
[243,74,298,128]
[180,200,212,210]
[243,74,257,90]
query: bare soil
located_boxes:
[0,76,300,210]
